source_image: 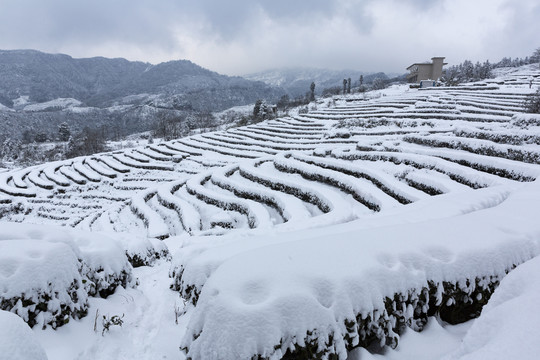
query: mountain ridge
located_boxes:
[244,67,390,96]
[0,49,285,140]
[0,49,283,109]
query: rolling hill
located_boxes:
[1,64,540,360]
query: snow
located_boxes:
[349,318,472,360]
[0,64,540,359]
[0,239,81,300]
[0,237,86,329]
[130,189,170,239]
[181,179,540,359]
[12,95,30,108]
[0,222,136,327]
[0,102,14,112]
[65,106,98,113]
[32,260,185,360]
[443,255,540,360]
[0,310,48,360]
[23,98,82,112]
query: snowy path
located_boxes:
[36,260,188,360]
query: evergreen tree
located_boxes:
[531,48,540,66]
[34,132,48,143]
[343,79,347,94]
[1,138,22,162]
[462,60,474,80]
[259,100,268,119]
[473,61,482,80]
[358,74,366,93]
[347,78,351,94]
[65,127,107,158]
[309,82,316,102]
[498,57,512,67]
[480,60,492,79]
[21,130,34,144]
[253,99,263,118]
[58,122,70,142]
[66,135,77,156]
[277,94,290,110]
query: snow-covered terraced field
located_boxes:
[2,65,540,360]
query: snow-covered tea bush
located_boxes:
[180,179,540,359]
[114,233,170,267]
[0,239,88,329]
[0,223,137,328]
[0,310,48,360]
[72,232,135,298]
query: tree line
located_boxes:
[0,110,222,167]
[442,48,540,85]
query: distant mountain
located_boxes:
[0,50,284,140]
[244,67,389,97]
[0,49,284,110]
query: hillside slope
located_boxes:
[0,49,284,139]
[1,64,540,360]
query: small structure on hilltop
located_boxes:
[407,57,447,83]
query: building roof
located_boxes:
[407,59,448,70]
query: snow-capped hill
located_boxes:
[491,63,540,78]
[0,102,14,112]
[0,49,283,110]
[0,49,285,140]
[23,98,82,112]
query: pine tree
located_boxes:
[347,78,351,94]
[462,60,474,80]
[58,122,70,142]
[253,99,262,118]
[309,82,316,102]
[481,60,492,79]
[1,138,22,162]
[277,94,290,109]
[358,75,365,93]
[259,100,268,119]
[343,79,347,94]
[34,132,48,143]
[531,48,540,67]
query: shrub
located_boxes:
[101,313,124,336]
[524,90,540,113]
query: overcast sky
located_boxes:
[0,0,539,76]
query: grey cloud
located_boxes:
[398,0,445,9]
[0,0,375,51]
[256,0,338,20]
[0,0,183,50]
[0,0,367,47]
[0,0,539,75]
[183,0,350,40]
